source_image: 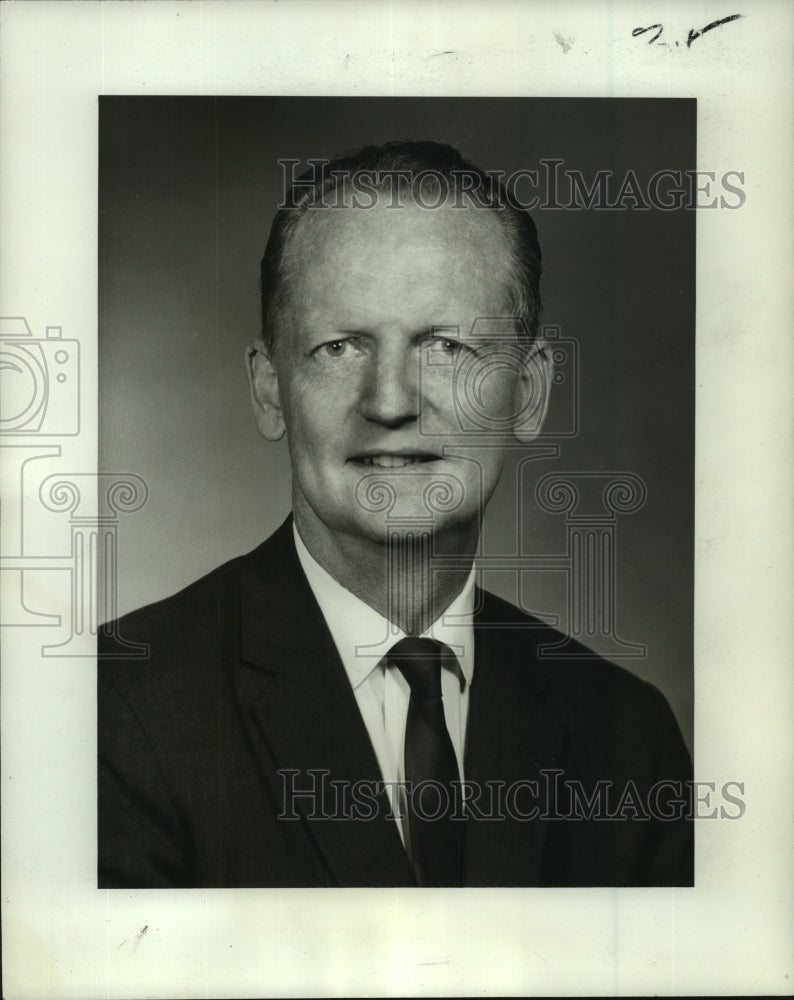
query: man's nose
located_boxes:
[358,345,420,427]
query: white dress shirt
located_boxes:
[294,526,475,846]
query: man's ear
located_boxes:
[246,338,285,441]
[513,338,554,444]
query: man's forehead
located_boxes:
[290,220,510,323]
[287,192,511,263]
[273,193,519,341]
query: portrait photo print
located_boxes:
[98,96,697,888]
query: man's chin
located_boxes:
[338,510,466,548]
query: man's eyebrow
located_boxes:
[336,326,438,339]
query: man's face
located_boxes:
[251,193,550,552]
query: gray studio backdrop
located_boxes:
[99,97,695,751]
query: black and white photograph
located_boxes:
[98,96,697,890]
[1,2,791,997]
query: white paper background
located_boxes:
[1,1,792,996]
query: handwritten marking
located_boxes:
[632,13,743,49]
[632,24,663,43]
[687,13,743,47]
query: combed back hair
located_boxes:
[259,139,543,353]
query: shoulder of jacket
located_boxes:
[476,585,667,709]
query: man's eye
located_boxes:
[316,339,357,358]
[425,337,471,356]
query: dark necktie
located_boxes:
[388,636,462,887]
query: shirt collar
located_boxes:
[293,524,475,690]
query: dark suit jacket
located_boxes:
[98,516,693,888]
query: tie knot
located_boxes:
[388,637,445,699]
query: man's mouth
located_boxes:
[351,454,439,469]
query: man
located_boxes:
[98,140,693,888]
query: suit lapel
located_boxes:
[463,591,568,886]
[230,521,568,887]
[234,519,414,887]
